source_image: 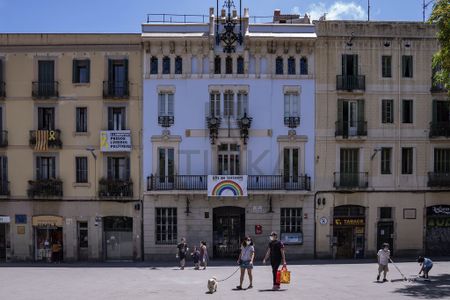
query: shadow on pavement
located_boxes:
[258,289,288,292]
[392,274,450,299]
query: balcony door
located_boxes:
[338,100,364,137]
[218,144,240,175]
[342,54,358,76]
[283,148,299,185]
[345,101,358,136]
[38,107,55,131]
[340,149,359,187]
[158,148,174,186]
[108,107,126,130]
[38,60,55,96]
[36,156,56,180]
[107,157,129,181]
[108,59,128,97]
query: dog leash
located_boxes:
[217,266,241,282]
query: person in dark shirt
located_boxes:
[177,237,188,270]
[263,231,287,290]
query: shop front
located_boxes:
[0,216,11,262]
[32,216,64,262]
[103,216,133,261]
[426,205,450,256]
[333,205,365,259]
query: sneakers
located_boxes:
[272,285,280,290]
[383,278,388,282]
[377,275,380,281]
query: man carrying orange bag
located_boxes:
[263,231,287,290]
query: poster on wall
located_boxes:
[100,130,132,152]
[207,175,248,197]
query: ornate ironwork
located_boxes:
[238,112,252,144]
[158,116,174,128]
[284,116,300,128]
[206,116,221,144]
[217,0,243,53]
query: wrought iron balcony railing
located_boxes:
[99,179,133,198]
[0,181,9,196]
[429,122,450,138]
[428,172,450,187]
[248,175,311,191]
[336,75,365,91]
[27,179,63,198]
[335,121,367,137]
[32,81,59,99]
[103,81,129,99]
[430,83,447,93]
[0,81,5,99]
[0,131,8,147]
[284,116,300,128]
[29,130,62,149]
[334,172,368,189]
[158,116,175,127]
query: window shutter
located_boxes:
[341,55,346,75]
[125,157,131,181]
[86,60,91,83]
[50,157,56,179]
[0,59,4,83]
[108,59,113,82]
[353,55,358,76]
[432,100,437,123]
[337,99,344,135]
[38,108,44,130]
[123,59,129,82]
[72,60,77,83]
[107,157,113,180]
[121,107,126,130]
[402,56,406,77]
[0,156,7,182]
[107,107,113,130]
[357,100,365,123]
[36,156,41,180]
[168,94,174,116]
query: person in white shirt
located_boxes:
[377,243,391,282]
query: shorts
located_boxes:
[240,260,253,269]
[424,265,433,273]
[378,264,389,273]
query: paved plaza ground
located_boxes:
[0,260,449,300]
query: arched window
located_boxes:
[150,56,158,74]
[226,56,233,74]
[237,56,244,74]
[288,57,296,75]
[214,56,221,74]
[275,56,284,75]
[300,57,308,75]
[175,56,182,74]
[162,56,170,74]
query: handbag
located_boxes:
[280,265,291,284]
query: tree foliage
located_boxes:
[429,0,450,93]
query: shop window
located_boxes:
[380,207,392,219]
[72,59,90,83]
[156,208,177,245]
[150,56,158,74]
[334,205,365,217]
[281,208,302,233]
[78,222,88,248]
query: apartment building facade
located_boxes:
[0,34,143,262]
[315,21,450,259]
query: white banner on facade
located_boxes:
[207,175,248,197]
[100,130,132,152]
[0,216,10,223]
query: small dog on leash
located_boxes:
[207,277,218,293]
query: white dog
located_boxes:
[207,277,218,293]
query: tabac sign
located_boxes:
[334,217,365,226]
[100,130,132,152]
[208,175,248,197]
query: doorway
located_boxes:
[34,226,63,262]
[103,216,133,261]
[0,223,7,261]
[213,207,245,258]
[78,222,88,261]
[377,222,394,256]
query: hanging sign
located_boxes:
[100,130,132,152]
[207,175,248,197]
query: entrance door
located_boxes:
[103,216,133,261]
[377,222,394,256]
[78,222,88,261]
[426,206,450,256]
[34,227,63,262]
[0,223,6,261]
[213,207,245,258]
[334,227,353,258]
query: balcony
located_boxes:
[103,81,129,99]
[147,175,311,191]
[0,81,5,99]
[158,116,175,127]
[334,172,368,189]
[0,131,8,147]
[0,181,9,196]
[429,122,450,138]
[430,83,447,93]
[284,116,300,128]
[99,178,133,198]
[32,81,59,99]
[27,179,63,198]
[335,121,367,137]
[29,130,62,149]
[336,75,365,91]
[428,172,450,187]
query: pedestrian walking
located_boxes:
[377,243,390,282]
[177,237,188,270]
[236,236,255,290]
[191,246,200,270]
[263,232,286,290]
[418,256,433,279]
[200,241,208,270]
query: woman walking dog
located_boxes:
[236,236,255,290]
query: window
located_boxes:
[75,156,88,183]
[300,57,308,75]
[275,57,283,75]
[337,100,365,136]
[158,93,174,117]
[218,144,240,175]
[432,100,450,123]
[107,59,128,97]
[402,100,413,124]
[162,56,170,74]
[237,56,244,74]
[107,157,130,181]
[214,56,221,74]
[107,107,126,130]
[342,54,358,76]
[38,107,55,130]
[382,56,392,78]
[150,56,158,74]
[72,59,90,83]
[237,92,248,117]
[36,156,56,180]
[402,55,413,78]
[225,56,233,74]
[76,107,87,133]
[381,99,394,124]
[284,93,299,117]
[78,222,88,249]
[156,208,177,244]
[340,149,359,176]
[209,92,220,117]
[223,91,234,117]
[381,148,392,175]
[158,148,174,181]
[175,56,182,74]
[401,147,413,174]
[0,156,8,192]
[288,57,295,75]
[434,148,450,173]
[380,207,392,219]
[280,208,302,233]
[283,148,299,183]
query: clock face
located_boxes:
[320,217,328,225]
[242,118,249,125]
[210,118,217,125]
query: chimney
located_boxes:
[273,9,281,22]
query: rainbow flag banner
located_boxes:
[207,175,248,197]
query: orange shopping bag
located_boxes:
[280,265,291,284]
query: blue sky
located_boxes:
[0,0,435,33]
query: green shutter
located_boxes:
[107,107,113,130]
[125,157,130,181]
[86,60,91,83]
[124,59,129,82]
[36,156,41,180]
[72,60,77,83]
[353,55,358,76]
[432,100,437,123]
[108,59,113,82]
[358,100,365,135]
[337,99,344,135]
[341,55,346,75]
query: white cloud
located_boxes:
[291,6,301,15]
[306,1,367,21]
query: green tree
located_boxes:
[429,0,450,93]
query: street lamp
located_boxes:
[86,147,97,198]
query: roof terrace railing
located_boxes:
[146,14,209,24]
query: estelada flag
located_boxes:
[35,130,49,151]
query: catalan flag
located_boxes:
[35,130,49,151]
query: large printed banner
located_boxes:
[207,175,248,197]
[100,130,132,152]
